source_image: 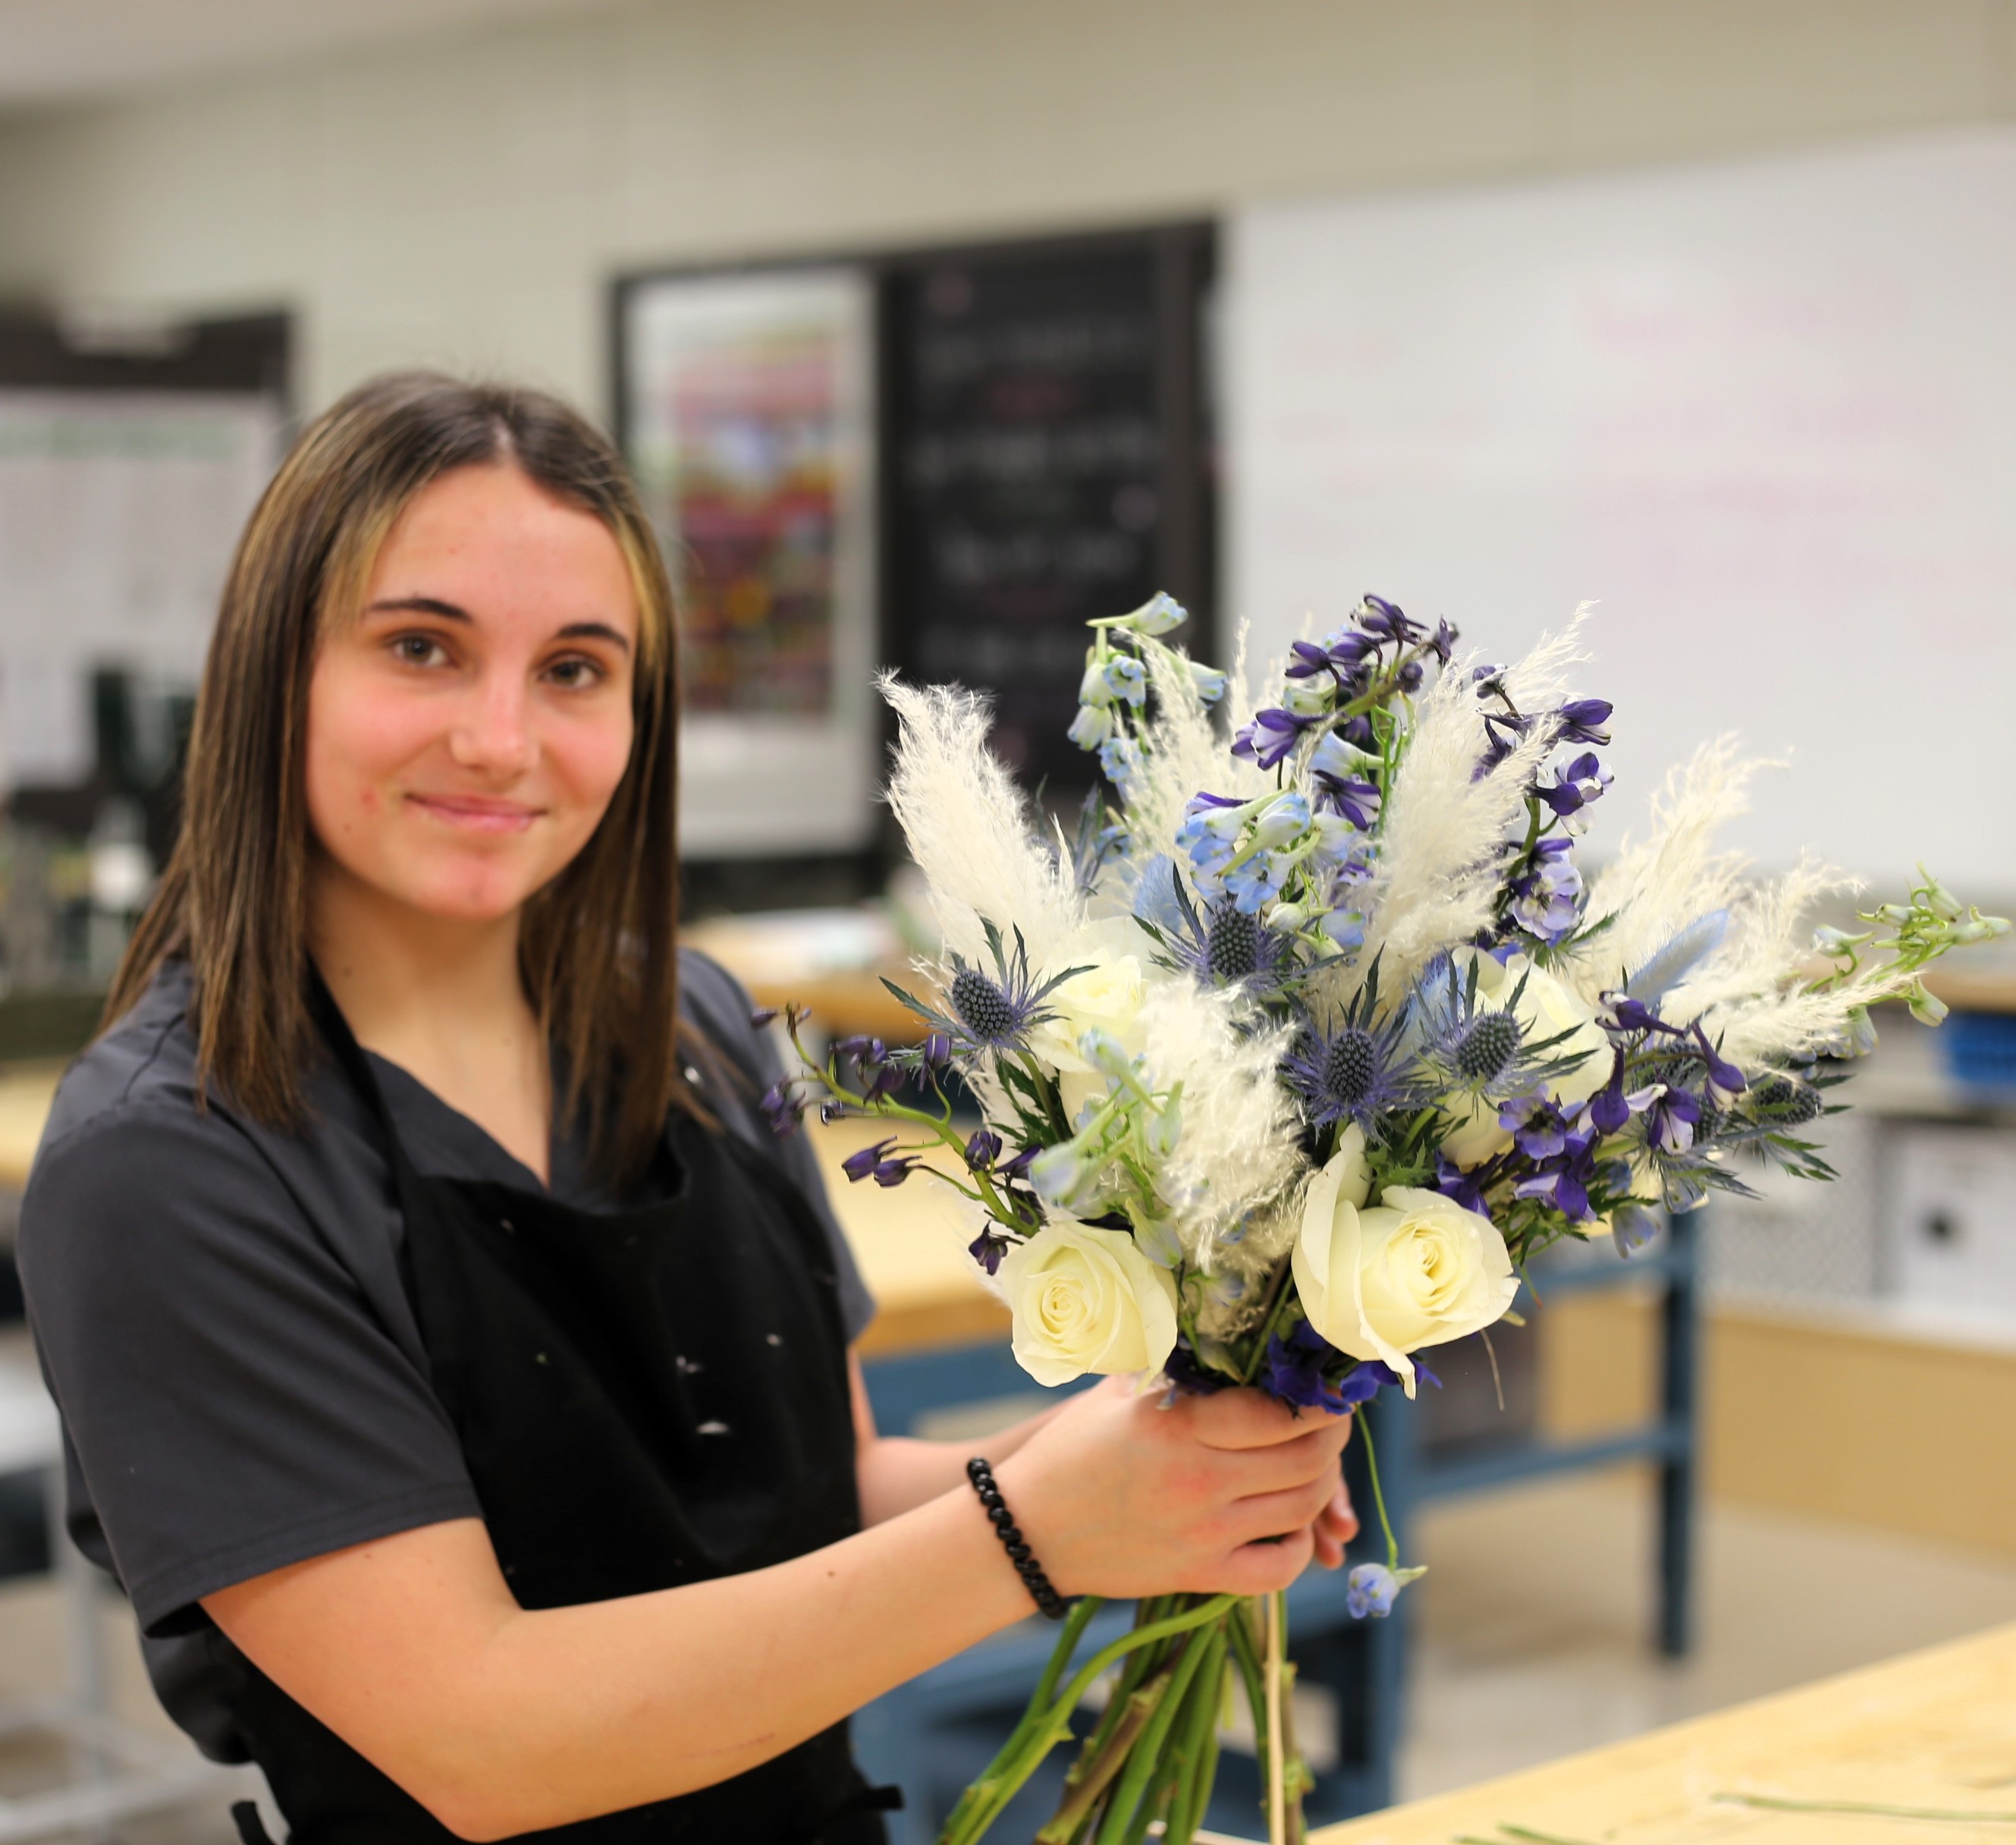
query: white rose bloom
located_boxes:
[1440,949,1611,1167]
[1292,1173,1518,1397]
[1027,955,1148,1072]
[1026,954,1149,1124]
[999,1219,1179,1388]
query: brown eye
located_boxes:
[393,633,449,668]
[547,655,604,690]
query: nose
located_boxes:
[447,671,536,780]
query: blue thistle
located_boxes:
[881,919,1089,1058]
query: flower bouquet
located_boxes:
[761,592,2006,1845]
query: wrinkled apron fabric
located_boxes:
[228,996,890,1843]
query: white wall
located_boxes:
[0,0,2011,418]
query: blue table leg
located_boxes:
[1656,1205,1700,1658]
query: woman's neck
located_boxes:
[308,856,554,1183]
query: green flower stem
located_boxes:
[1357,1413,1401,1571]
[1239,1262,1298,1386]
[1092,1628,1217,1845]
[1714,1793,2016,1823]
[1160,1627,1231,1845]
[1224,1601,1271,1796]
[1035,1657,1181,1843]
[1065,1599,1170,1783]
[937,1595,1240,1845]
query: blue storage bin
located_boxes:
[1944,1011,2016,1095]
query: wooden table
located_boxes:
[1308,1619,2016,1843]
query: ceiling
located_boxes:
[0,0,635,109]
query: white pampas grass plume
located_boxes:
[1556,738,1766,1007]
[1136,980,1304,1272]
[1349,617,1589,993]
[881,676,1084,973]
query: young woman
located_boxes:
[19,373,1358,1844]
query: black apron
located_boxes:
[228,995,896,1843]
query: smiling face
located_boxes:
[304,462,641,927]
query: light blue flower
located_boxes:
[1102,655,1148,707]
[1068,703,1116,750]
[1248,791,1311,850]
[1346,1562,1425,1618]
[1188,662,1228,705]
[1099,734,1146,800]
[1123,592,1187,636]
[1225,849,1295,915]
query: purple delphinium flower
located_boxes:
[1556,698,1614,746]
[1636,1082,1704,1155]
[968,1227,1014,1275]
[1263,1319,1357,1413]
[840,1137,896,1183]
[1233,706,1323,772]
[1534,752,1612,824]
[963,1128,1003,1171]
[1509,836,1583,943]
[1261,1321,1403,1415]
[1310,732,1383,831]
[759,1079,805,1136]
[1160,1338,1236,1396]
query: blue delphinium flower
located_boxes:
[1347,1563,1418,1619]
[1509,836,1583,943]
[1098,733,1146,801]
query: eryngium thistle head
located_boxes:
[1207,906,1261,980]
[1323,1028,1377,1108]
[1748,1073,1823,1126]
[1453,1011,1521,1085]
[950,967,1017,1044]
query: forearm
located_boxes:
[416,1489,1032,1836]
[856,1402,1063,1526]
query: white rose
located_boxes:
[1292,1177,1518,1397]
[1440,949,1610,1166]
[1027,956,1147,1073]
[998,1219,1179,1388]
[1026,954,1149,1124]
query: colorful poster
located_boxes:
[622,269,876,856]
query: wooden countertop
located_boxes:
[1308,1618,2016,1843]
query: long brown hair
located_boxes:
[106,370,696,1184]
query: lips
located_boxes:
[405,792,543,835]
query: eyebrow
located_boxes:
[365,596,633,655]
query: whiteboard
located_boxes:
[0,391,283,787]
[1226,132,2016,897]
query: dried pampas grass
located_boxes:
[1351,614,1592,995]
[881,676,1085,975]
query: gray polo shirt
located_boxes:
[17,950,871,1759]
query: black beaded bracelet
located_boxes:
[966,1457,1071,1620]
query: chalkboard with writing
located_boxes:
[881,225,1214,794]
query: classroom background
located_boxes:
[1,4,2014,1840]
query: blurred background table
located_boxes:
[1308,1617,2016,1844]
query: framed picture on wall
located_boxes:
[615,266,878,860]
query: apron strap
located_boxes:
[230,1799,280,1843]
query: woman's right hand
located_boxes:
[993,1376,1358,1601]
